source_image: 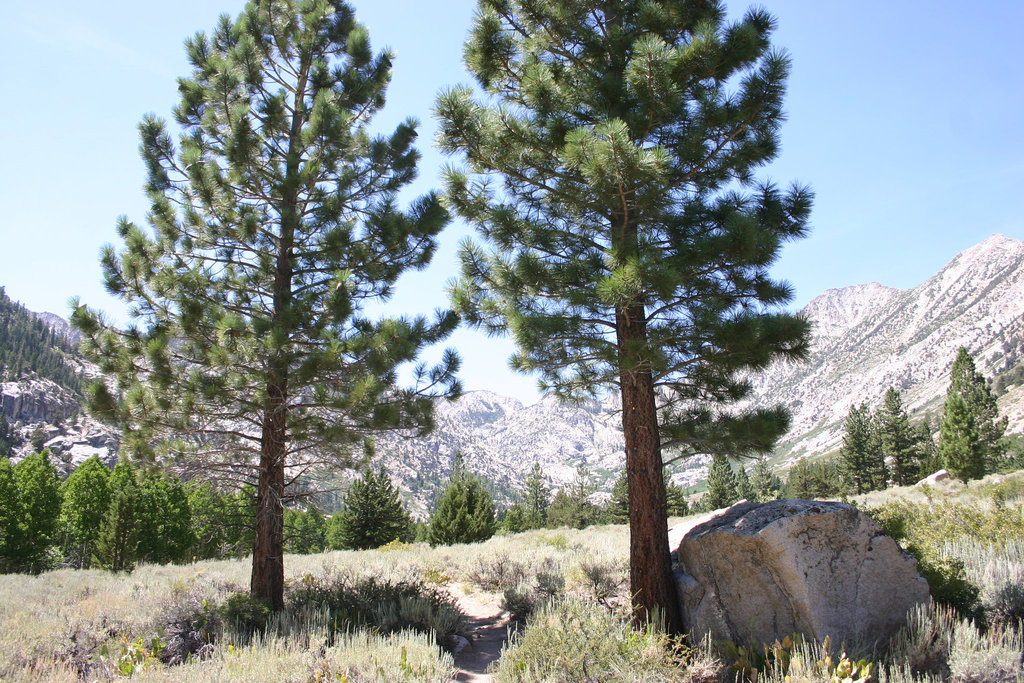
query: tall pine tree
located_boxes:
[875,387,919,487]
[939,393,984,483]
[522,462,550,530]
[839,402,884,494]
[428,457,496,546]
[942,347,1006,475]
[71,0,459,609]
[750,456,782,502]
[95,460,140,572]
[705,454,739,509]
[437,0,811,629]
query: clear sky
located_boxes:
[1,1,1022,405]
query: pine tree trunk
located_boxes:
[617,303,685,633]
[250,59,306,610]
[251,379,287,610]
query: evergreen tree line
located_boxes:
[0,288,83,395]
[696,454,784,511]
[784,347,1012,500]
[696,347,1014,506]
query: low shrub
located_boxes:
[495,597,715,682]
[947,617,1024,683]
[914,554,981,620]
[500,557,566,623]
[469,552,528,592]
[286,572,465,646]
[218,591,270,641]
[575,558,626,607]
[158,587,223,664]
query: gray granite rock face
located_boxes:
[673,499,929,647]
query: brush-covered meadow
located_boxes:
[1,472,1022,682]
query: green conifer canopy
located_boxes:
[71,0,459,608]
[436,0,811,628]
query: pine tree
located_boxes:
[70,0,460,609]
[875,387,920,486]
[547,464,598,529]
[95,489,138,572]
[329,466,411,550]
[0,458,22,573]
[604,471,630,524]
[665,479,689,517]
[914,419,941,479]
[943,347,1007,475]
[58,455,111,569]
[499,504,527,534]
[705,455,740,509]
[12,450,62,573]
[750,456,783,502]
[606,469,687,522]
[522,462,550,530]
[785,458,841,500]
[437,0,811,628]
[939,393,984,483]
[735,465,756,502]
[428,463,496,546]
[839,403,884,494]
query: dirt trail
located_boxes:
[449,588,510,682]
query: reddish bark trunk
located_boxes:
[617,304,685,633]
[251,380,287,610]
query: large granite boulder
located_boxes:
[673,499,929,647]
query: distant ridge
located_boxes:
[744,233,1024,460]
[3,234,1023,508]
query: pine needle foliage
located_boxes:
[840,402,885,494]
[940,347,1007,480]
[70,0,460,609]
[436,0,811,629]
[428,456,496,546]
[329,466,412,550]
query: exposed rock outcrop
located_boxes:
[673,500,929,647]
[1,379,78,424]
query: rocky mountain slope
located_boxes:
[3,234,1023,509]
[377,234,1024,506]
[748,234,1024,461]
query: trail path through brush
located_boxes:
[449,586,509,682]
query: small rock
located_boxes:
[449,634,470,654]
[917,469,949,486]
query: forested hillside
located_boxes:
[0,288,82,395]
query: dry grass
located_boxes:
[2,490,1023,682]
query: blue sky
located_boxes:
[1,1,1022,405]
